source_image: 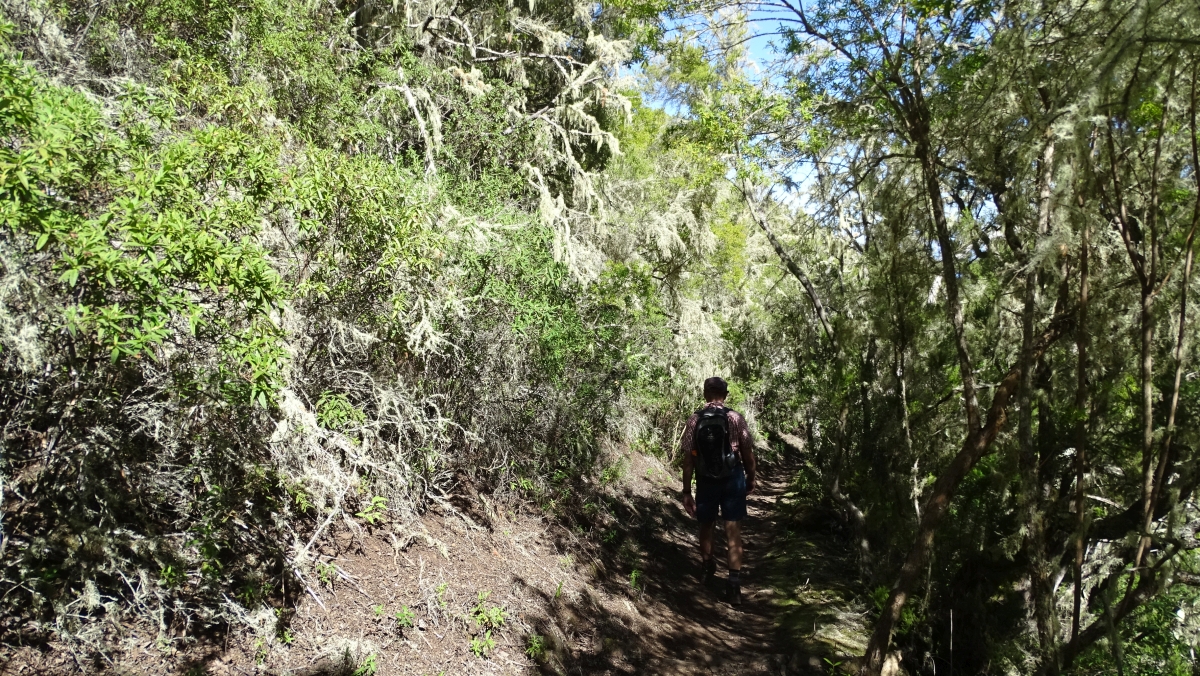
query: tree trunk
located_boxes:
[1070,195,1091,647]
[862,131,980,675]
[1133,68,1176,571]
[1021,137,1058,666]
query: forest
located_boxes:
[0,0,1198,674]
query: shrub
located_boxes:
[0,26,291,644]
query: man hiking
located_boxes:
[680,376,756,605]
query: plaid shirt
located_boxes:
[680,401,752,468]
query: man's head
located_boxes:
[703,376,729,402]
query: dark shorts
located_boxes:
[695,464,747,523]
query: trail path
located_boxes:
[122,453,870,676]
[553,457,870,676]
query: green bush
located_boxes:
[0,23,294,637]
[0,42,285,405]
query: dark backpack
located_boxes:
[693,406,738,480]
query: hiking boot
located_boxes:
[725,581,742,606]
[701,558,717,587]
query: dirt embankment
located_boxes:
[2,450,870,676]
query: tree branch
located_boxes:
[738,182,840,352]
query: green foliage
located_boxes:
[469,631,496,658]
[1076,582,1200,676]
[21,0,1180,670]
[0,43,285,406]
[599,458,628,486]
[471,591,506,630]
[649,0,1200,672]
[352,653,378,676]
[394,605,416,628]
[253,638,269,664]
[0,20,311,645]
[317,392,366,430]
[470,224,588,379]
[315,562,337,588]
[822,657,852,676]
[159,564,185,588]
[525,634,548,660]
[355,496,388,525]
[0,0,737,663]
[286,480,315,513]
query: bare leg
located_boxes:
[725,521,743,570]
[699,521,716,561]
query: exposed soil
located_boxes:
[1,449,869,676]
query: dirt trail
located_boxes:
[546,455,870,676]
[240,453,871,676]
[16,452,868,676]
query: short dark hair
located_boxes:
[703,377,729,401]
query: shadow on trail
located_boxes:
[528,457,869,676]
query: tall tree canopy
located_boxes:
[652,0,1200,671]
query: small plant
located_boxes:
[470,631,496,658]
[526,634,547,661]
[316,561,337,588]
[395,605,416,628]
[435,582,449,608]
[554,579,564,599]
[237,579,272,605]
[471,591,506,629]
[159,564,185,588]
[599,458,627,486]
[372,604,384,616]
[316,391,366,430]
[510,477,536,493]
[356,496,388,525]
[629,568,643,591]
[286,479,314,513]
[253,638,268,665]
[279,628,294,645]
[353,653,378,676]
